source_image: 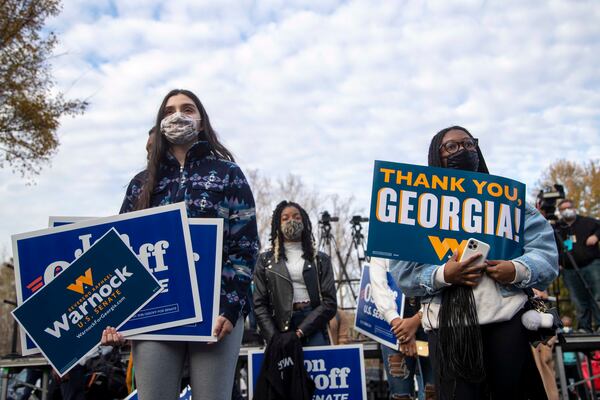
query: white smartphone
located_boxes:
[459,238,490,265]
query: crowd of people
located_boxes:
[85,89,599,400]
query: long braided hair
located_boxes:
[429,126,488,386]
[269,201,316,263]
[135,89,235,210]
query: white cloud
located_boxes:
[1,0,599,254]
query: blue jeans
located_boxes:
[562,259,600,331]
[381,343,433,399]
[291,307,330,347]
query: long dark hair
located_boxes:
[429,126,487,387]
[136,89,234,210]
[269,201,316,263]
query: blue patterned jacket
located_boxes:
[120,141,260,326]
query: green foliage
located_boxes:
[0,0,87,177]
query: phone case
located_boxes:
[459,238,490,264]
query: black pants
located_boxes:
[428,310,547,400]
[60,364,86,400]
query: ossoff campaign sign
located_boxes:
[51,217,223,342]
[366,161,526,263]
[12,229,161,376]
[354,265,405,350]
[13,203,200,355]
[248,344,367,400]
[131,219,223,341]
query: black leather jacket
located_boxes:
[253,250,337,342]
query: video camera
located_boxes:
[319,211,339,225]
[536,184,565,221]
[350,216,369,225]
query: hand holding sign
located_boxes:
[101,326,126,346]
[212,315,233,342]
[443,251,484,287]
[400,338,417,357]
[485,260,517,284]
[390,314,421,343]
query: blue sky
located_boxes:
[1,0,599,257]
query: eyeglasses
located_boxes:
[439,138,478,155]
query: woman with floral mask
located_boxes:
[101,89,259,400]
[253,201,337,346]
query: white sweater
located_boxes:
[370,257,528,330]
[284,242,311,303]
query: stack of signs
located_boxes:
[49,216,223,342]
[11,202,223,375]
[248,344,367,400]
[12,229,161,376]
[354,264,405,349]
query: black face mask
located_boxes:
[446,150,479,172]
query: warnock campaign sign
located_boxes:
[12,229,161,376]
[248,344,367,400]
[354,265,405,350]
[124,385,192,400]
[13,203,200,355]
[50,217,223,342]
[366,161,526,263]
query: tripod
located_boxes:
[317,213,370,310]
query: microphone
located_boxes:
[521,310,554,330]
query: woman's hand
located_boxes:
[212,316,233,342]
[101,326,126,346]
[443,251,485,287]
[399,338,417,357]
[485,260,516,284]
[390,314,420,343]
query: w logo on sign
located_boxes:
[67,268,93,294]
[428,236,468,261]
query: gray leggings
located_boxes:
[132,319,244,400]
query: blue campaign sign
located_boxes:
[248,344,367,400]
[366,161,526,264]
[50,218,223,342]
[12,229,161,376]
[131,219,223,341]
[13,203,200,355]
[354,265,405,350]
[124,385,192,400]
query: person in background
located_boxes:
[369,277,435,400]
[102,89,259,400]
[253,200,337,346]
[555,198,600,333]
[146,126,155,157]
[328,308,352,345]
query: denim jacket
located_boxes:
[120,141,260,325]
[389,203,559,304]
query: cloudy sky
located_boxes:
[1,0,599,256]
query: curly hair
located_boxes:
[269,200,316,263]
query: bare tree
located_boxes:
[533,159,600,218]
[0,259,18,356]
